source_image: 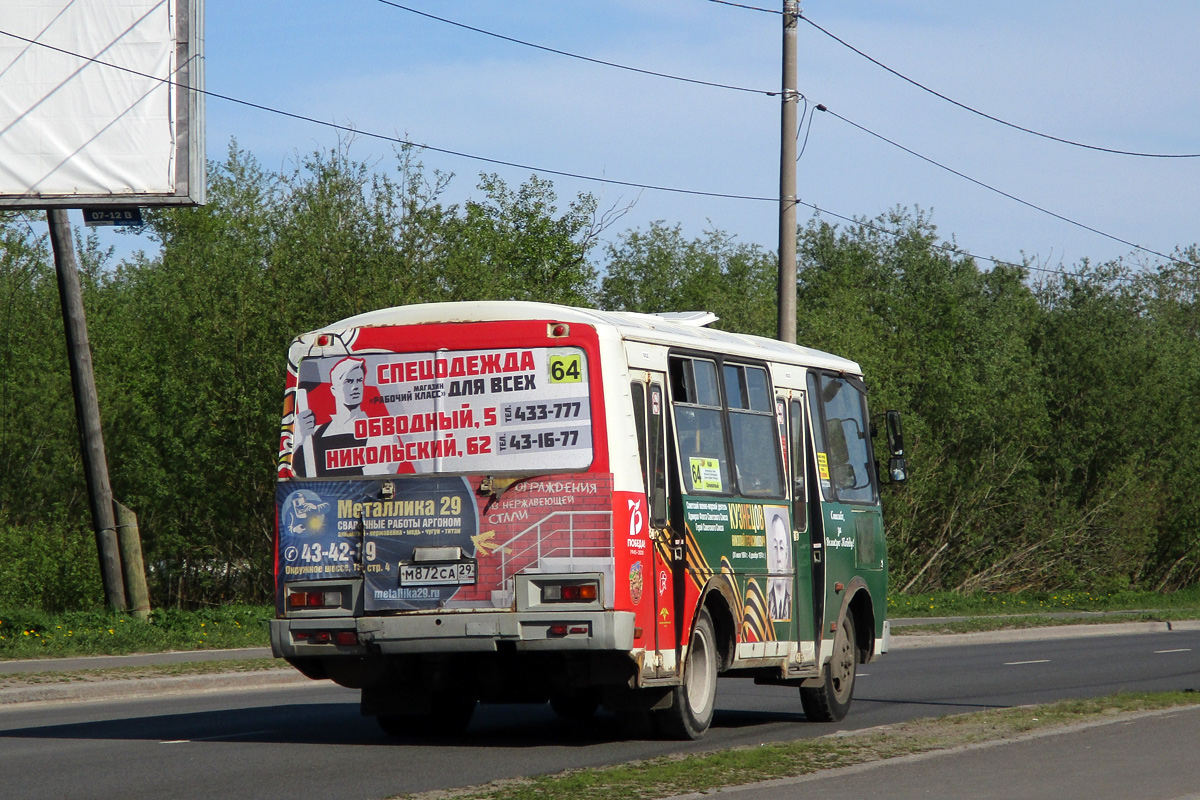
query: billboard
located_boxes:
[0,0,205,207]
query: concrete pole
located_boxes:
[47,208,127,610]
[777,0,799,344]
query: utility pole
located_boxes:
[777,0,799,344]
[48,209,127,611]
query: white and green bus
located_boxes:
[271,301,906,739]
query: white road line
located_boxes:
[1004,659,1051,666]
[160,730,273,744]
[1154,648,1192,654]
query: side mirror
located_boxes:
[885,411,907,484]
[885,410,904,458]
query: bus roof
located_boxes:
[313,301,862,375]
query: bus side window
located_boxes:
[630,382,649,492]
[808,372,878,505]
[789,399,808,529]
[648,383,668,525]
[724,364,783,497]
[806,373,832,498]
[632,380,669,526]
[670,357,731,494]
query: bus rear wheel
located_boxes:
[655,608,718,740]
[800,613,856,722]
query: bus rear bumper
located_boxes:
[271,610,636,659]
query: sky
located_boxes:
[78,1,1200,275]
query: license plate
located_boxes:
[399,561,476,586]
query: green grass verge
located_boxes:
[3,588,1199,659]
[0,657,286,689]
[0,605,272,659]
[889,586,1200,618]
[895,611,1194,635]
[390,693,1200,800]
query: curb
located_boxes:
[890,619,1200,649]
[0,668,311,707]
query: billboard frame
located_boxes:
[0,0,206,209]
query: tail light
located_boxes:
[287,590,342,610]
[541,581,598,603]
[293,630,359,646]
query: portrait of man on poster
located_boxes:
[766,509,792,621]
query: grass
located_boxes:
[389,693,1200,800]
[4,588,1200,659]
[0,605,272,659]
[888,586,1200,619]
[0,657,286,690]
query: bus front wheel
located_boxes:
[800,613,856,723]
[655,608,718,740]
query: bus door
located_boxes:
[629,372,677,667]
[788,394,824,660]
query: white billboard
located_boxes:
[0,0,205,207]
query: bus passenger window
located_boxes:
[671,357,730,494]
[630,382,649,492]
[789,400,807,529]
[725,364,782,497]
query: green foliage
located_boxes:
[599,222,777,337]
[0,512,102,611]
[1,146,1199,611]
[0,604,271,658]
[0,144,608,609]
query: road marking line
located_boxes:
[160,730,273,744]
[1154,648,1192,654]
[1004,659,1050,665]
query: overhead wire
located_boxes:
[372,0,774,96]
[700,0,1200,158]
[0,27,1186,282]
[815,105,1183,265]
[364,4,1184,265]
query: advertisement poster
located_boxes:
[285,347,592,477]
[684,498,792,625]
[278,474,615,612]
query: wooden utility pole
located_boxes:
[777,0,799,344]
[48,209,127,610]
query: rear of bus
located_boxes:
[270,303,642,733]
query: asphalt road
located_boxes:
[1,628,1198,800]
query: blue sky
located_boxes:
[91,0,1200,274]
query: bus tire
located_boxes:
[655,608,718,740]
[800,613,856,722]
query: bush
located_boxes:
[0,513,103,611]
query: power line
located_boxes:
[701,1,1200,158]
[815,105,1184,266]
[372,0,774,96]
[796,13,1200,159]
[360,5,1184,262]
[699,0,779,13]
[0,26,779,206]
[0,27,1186,282]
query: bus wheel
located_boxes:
[550,690,600,720]
[800,613,856,722]
[377,696,476,738]
[656,608,718,740]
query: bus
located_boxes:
[271,301,906,740]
